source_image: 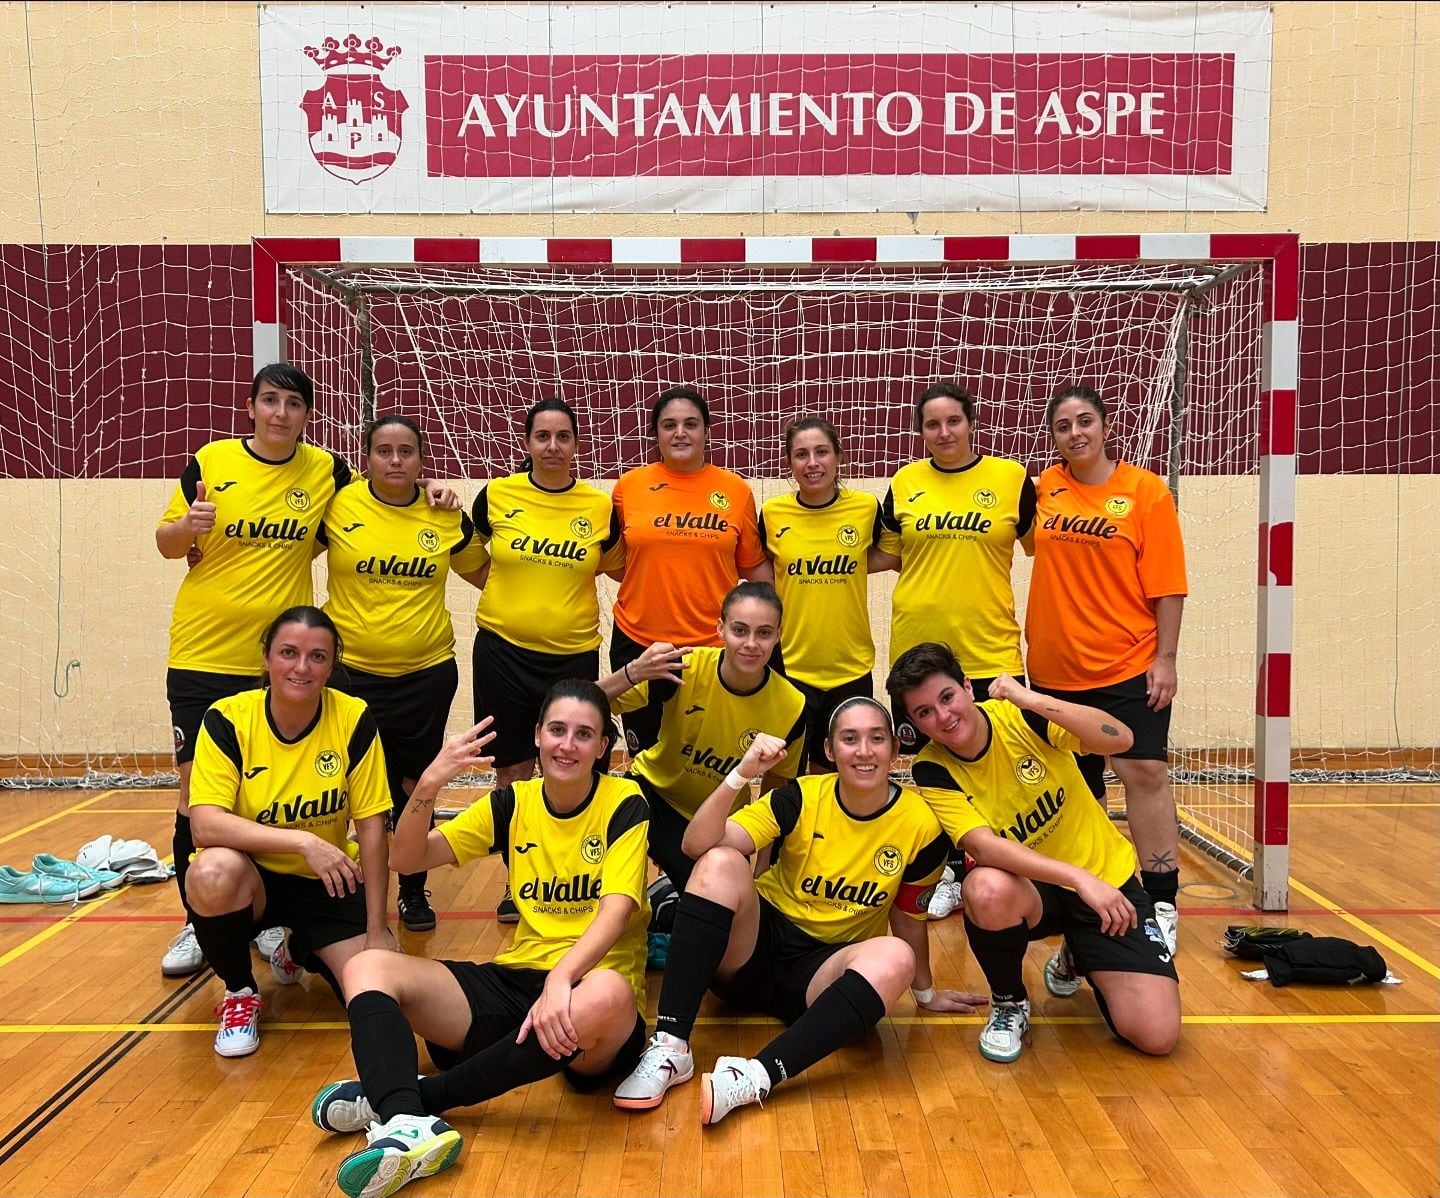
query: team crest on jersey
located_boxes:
[314,749,342,778]
[896,721,918,750]
[172,725,185,753]
[709,491,731,511]
[417,527,441,553]
[1105,497,1132,518]
[738,728,760,751]
[1015,754,1047,785]
[286,487,312,513]
[873,844,904,876]
[973,488,998,509]
[570,516,593,539]
[300,35,407,185]
[836,524,860,548]
[581,834,605,864]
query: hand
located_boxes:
[986,673,1027,706]
[185,545,203,570]
[740,732,790,779]
[630,641,691,685]
[300,835,365,899]
[517,972,578,1059]
[1146,658,1178,711]
[186,480,216,536]
[916,988,991,1014]
[424,482,462,510]
[1074,874,1138,936]
[364,926,398,953]
[422,719,497,789]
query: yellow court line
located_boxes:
[0,883,135,969]
[2,1013,1436,1035]
[0,790,119,846]
[92,808,181,815]
[1178,807,1440,981]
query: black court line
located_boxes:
[0,968,213,1170]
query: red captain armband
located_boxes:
[895,880,933,917]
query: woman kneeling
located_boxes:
[312,680,650,1198]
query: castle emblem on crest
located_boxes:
[300,34,407,184]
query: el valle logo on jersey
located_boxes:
[301,34,408,184]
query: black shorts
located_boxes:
[428,961,647,1092]
[1029,877,1178,981]
[790,674,872,770]
[250,865,368,969]
[473,629,600,768]
[711,898,849,1026]
[1031,672,1170,762]
[332,659,458,793]
[630,774,695,890]
[166,668,258,765]
[894,674,1014,756]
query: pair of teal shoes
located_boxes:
[0,853,125,903]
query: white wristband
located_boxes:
[910,986,936,1005]
[724,768,756,791]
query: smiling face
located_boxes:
[526,409,578,477]
[654,398,708,472]
[263,621,336,706]
[717,596,781,678]
[535,696,610,786]
[787,427,840,502]
[366,421,422,496]
[1049,395,1111,472]
[900,671,983,756]
[824,701,897,789]
[247,384,310,459]
[918,395,974,469]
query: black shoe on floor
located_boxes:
[398,889,437,932]
[496,884,519,924]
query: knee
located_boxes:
[575,968,635,1024]
[1118,1014,1179,1056]
[1119,759,1172,798]
[341,948,402,1002]
[861,937,916,998]
[687,846,751,898]
[183,848,249,912]
[961,867,1024,927]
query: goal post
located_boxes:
[253,232,1298,910]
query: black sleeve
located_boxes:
[902,831,950,883]
[200,708,242,773]
[315,523,330,548]
[488,785,516,865]
[757,510,769,551]
[1020,707,1053,745]
[601,505,621,552]
[766,782,804,840]
[471,486,491,538]
[869,497,885,546]
[782,707,809,748]
[345,709,380,775]
[453,510,476,553]
[880,486,899,532]
[606,792,650,845]
[178,455,202,504]
[911,759,964,792]
[1016,475,1037,538]
[331,453,353,490]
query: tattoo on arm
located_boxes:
[1100,723,1121,738]
[1146,850,1177,872]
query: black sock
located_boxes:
[1076,753,1107,801]
[964,917,1030,1004]
[348,990,425,1123]
[399,871,429,895]
[756,969,886,1089]
[173,812,196,917]
[654,893,735,1042]
[419,1028,569,1114]
[189,906,256,992]
[1141,869,1179,906]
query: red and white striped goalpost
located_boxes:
[253,232,1297,910]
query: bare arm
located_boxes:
[741,558,774,583]
[867,545,900,573]
[189,804,363,898]
[454,563,489,590]
[596,642,690,702]
[886,906,989,1012]
[354,813,393,946]
[679,734,788,860]
[390,720,496,875]
[1147,595,1184,711]
[987,673,1133,757]
[156,480,214,559]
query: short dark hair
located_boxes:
[363,413,423,455]
[538,678,617,774]
[250,363,315,411]
[526,397,579,439]
[1046,384,1108,430]
[720,579,782,623]
[259,605,342,678]
[914,381,976,431]
[885,641,967,707]
[650,386,711,434]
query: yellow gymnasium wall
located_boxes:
[0,2,1436,767]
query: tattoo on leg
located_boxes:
[1100,723,1121,738]
[1147,851,1177,872]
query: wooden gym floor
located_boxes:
[0,783,1435,1198]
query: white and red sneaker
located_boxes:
[214,987,262,1057]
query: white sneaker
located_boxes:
[269,932,304,985]
[700,1055,770,1125]
[1043,941,1082,998]
[336,1113,462,1198]
[927,865,964,919]
[253,926,285,958]
[1153,901,1179,955]
[613,1031,694,1110]
[312,1079,376,1134]
[978,999,1030,1064]
[214,987,262,1058]
[161,923,204,977]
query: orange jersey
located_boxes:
[1026,461,1188,689]
[611,462,764,646]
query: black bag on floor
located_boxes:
[1222,925,1313,960]
[1263,937,1388,986]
